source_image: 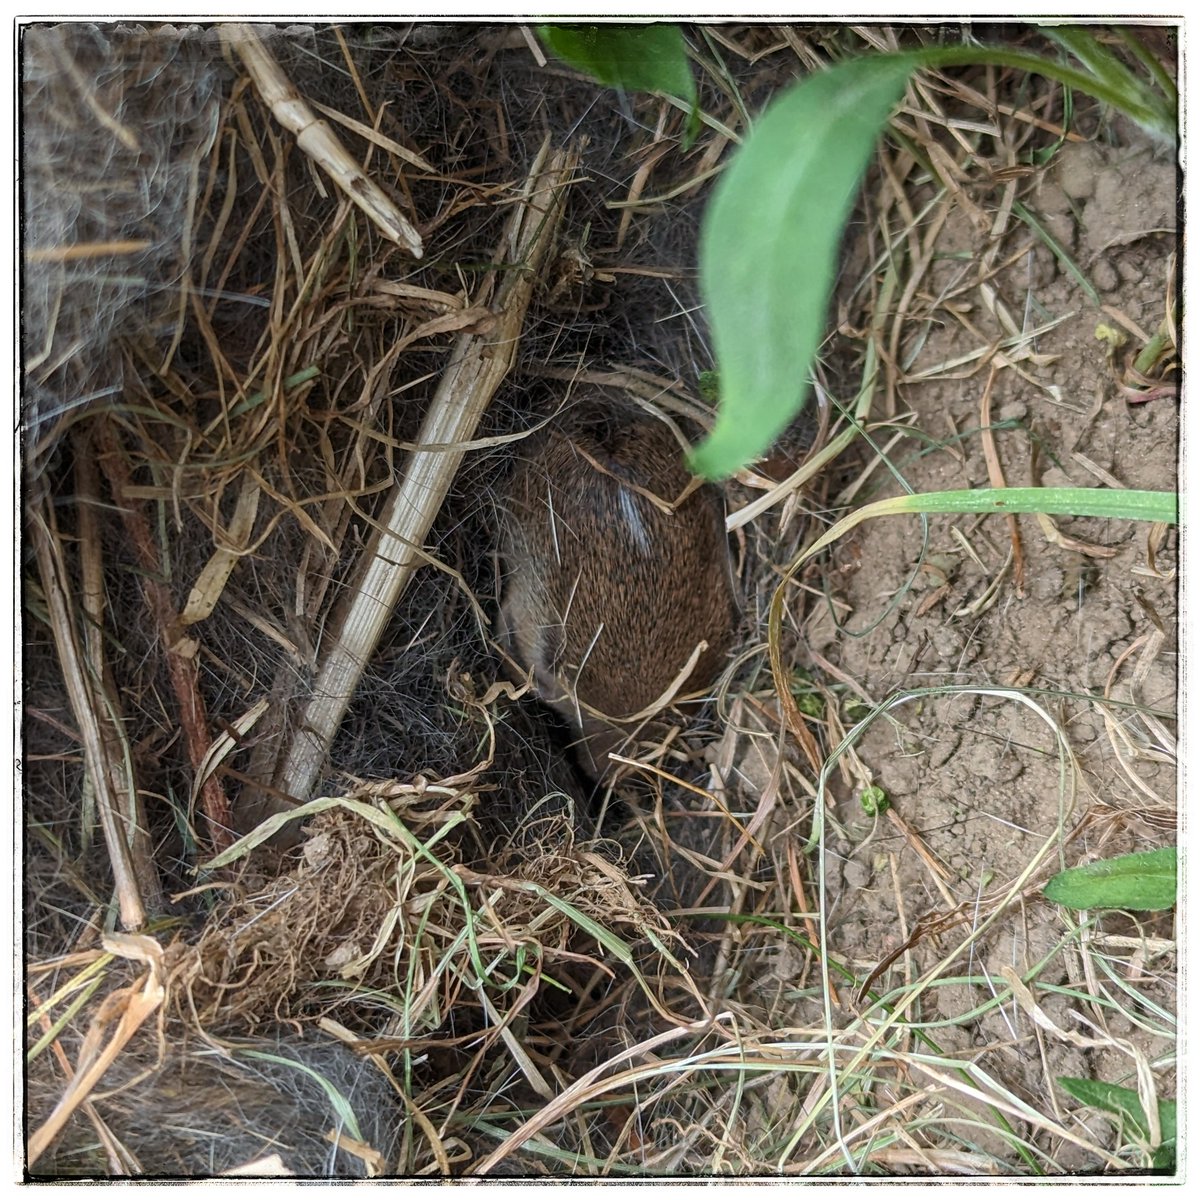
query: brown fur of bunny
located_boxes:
[498,396,737,778]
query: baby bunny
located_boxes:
[499,393,737,778]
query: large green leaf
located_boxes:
[537,24,696,108]
[692,55,915,478]
[691,33,1175,480]
[1044,847,1177,912]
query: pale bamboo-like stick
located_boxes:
[221,23,424,258]
[274,141,578,804]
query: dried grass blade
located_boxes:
[473,1022,712,1174]
[189,698,271,814]
[978,364,1025,595]
[95,418,235,852]
[180,475,262,625]
[74,433,162,908]
[310,97,436,174]
[26,934,165,1166]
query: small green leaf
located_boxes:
[697,369,721,404]
[1059,1076,1176,1169]
[860,785,889,817]
[693,55,915,478]
[537,24,696,109]
[1044,847,1177,911]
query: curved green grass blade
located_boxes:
[802,487,1176,564]
[913,43,1176,141]
[1044,847,1177,912]
[692,54,915,479]
[537,24,696,108]
[1043,26,1167,121]
[238,1049,366,1144]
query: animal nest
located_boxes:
[26,16,1172,1182]
[19,18,815,1177]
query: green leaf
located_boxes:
[1059,1076,1176,1169]
[860,785,889,817]
[692,54,915,478]
[537,24,696,109]
[692,35,1175,479]
[1044,847,1177,911]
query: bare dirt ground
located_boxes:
[799,128,1177,1170]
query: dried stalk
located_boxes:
[221,23,424,258]
[29,483,147,931]
[74,430,163,911]
[27,933,166,1165]
[94,419,236,854]
[274,140,579,805]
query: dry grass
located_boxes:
[22,21,1176,1177]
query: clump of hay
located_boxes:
[28,773,689,1176]
[178,779,679,1037]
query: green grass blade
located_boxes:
[1044,848,1177,912]
[802,487,1175,563]
[238,1049,366,1144]
[1042,26,1168,122]
[1012,200,1099,303]
[913,44,1175,141]
[1114,28,1178,103]
[1044,27,1148,97]
[537,24,696,109]
[692,54,914,478]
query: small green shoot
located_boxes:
[1044,847,1177,912]
[1133,325,1175,376]
[697,369,721,404]
[790,668,824,718]
[860,785,889,817]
